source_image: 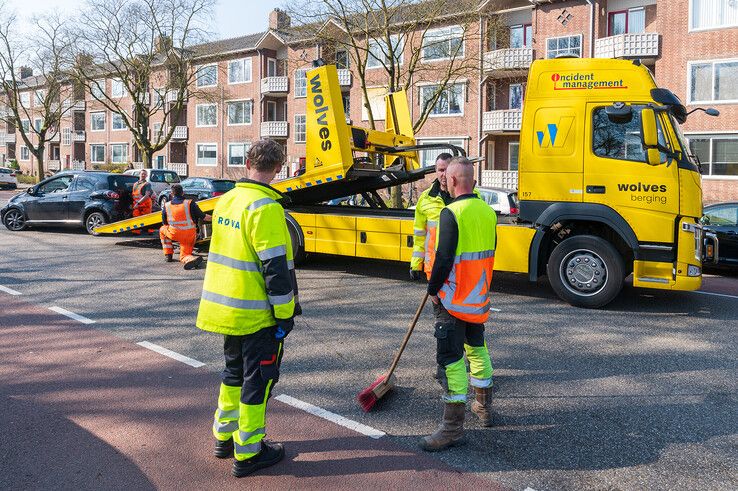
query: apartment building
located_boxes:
[4,0,736,201]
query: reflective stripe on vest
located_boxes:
[165,200,196,231]
[424,220,438,276]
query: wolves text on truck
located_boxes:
[96,58,718,308]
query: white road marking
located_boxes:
[0,285,22,295]
[136,341,206,368]
[48,306,96,324]
[692,290,738,300]
[490,308,501,312]
[275,394,386,439]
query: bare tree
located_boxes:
[72,0,214,169]
[0,8,75,179]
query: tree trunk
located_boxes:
[142,148,153,169]
[35,149,45,179]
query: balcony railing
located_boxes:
[260,121,288,138]
[595,32,660,60]
[484,48,533,72]
[167,162,188,176]
[73,130,86,142]
[49,132,61,142]
[482,109,522,133]
[47,160,61,171]
[62,100,86,111]
[2,133,15,143]
[261,77,288,94]
[71,160,85,170]
[481,170,518,190]
[166,89,188,103]
[337,69,352,87]
[172,126,188,140]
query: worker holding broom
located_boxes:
[420,156,497,452]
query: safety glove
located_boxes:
[275,318,294,340]
[409,270,425,281]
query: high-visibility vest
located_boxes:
[411,182,448,278]
[196,182,297,336]
[132,181,151,204]
[164,200,196,231]
[437,196,497,324]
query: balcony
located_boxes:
[484,48,533,73]
[167,162,188,176]
[481,170,518,189]
[49,132,61,142]
[337,69,352,87]
[73,130,86,142]
[482,109,522,134]
[47,160,61,171]
[260,121,288,138]
[595,32,660,60]
[2,133,15,143]
[62,100,86,111]
[172,126,188,140]
[260,77,288,95]
[166,90,188,103]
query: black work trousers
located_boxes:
[222,326,284,405]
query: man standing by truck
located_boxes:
[420,157,497,452]
[196,139,301,477]
[131,169,153,235]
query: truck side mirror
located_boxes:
[640,108,662,166]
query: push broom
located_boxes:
[357,292,429,412]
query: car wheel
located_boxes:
[546,234,624,309]
[85,211,107,235]
[3,208,27,231]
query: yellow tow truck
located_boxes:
[97,59,717,308]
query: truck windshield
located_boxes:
[669,114,698,165]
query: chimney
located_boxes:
[75,53,94,69]
[18,66,32,79]
[269,8,290,30]
[155,35,173,53]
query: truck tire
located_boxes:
[287,219,306,266]
[546,234,624,308]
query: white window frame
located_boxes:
[509,83,524,110]
[227,100,253,126]
[416,138,466,167]
[508,142,520,171]
[228,58,253,85]
[367,34,405,69]
[111,112,126,131]
[509,24,533,48]
[196,64,218,88]
[196,103,218,127]
[686,132,738,179]
[19,92,30,108]
[34,118,42,132]
[294,114,306,143]
[91,79,105,99]
[111,79,126,98]
[227,142,250,167]
[546,34,583,59]
[21,119,30,133]
[110,143,129,163]
[419,83,465,118]
[294,69,308,98]
[335,49,350,69]
[267,58,277,77]
[687,58,738,104]
[90,112,106,132]
[62,127,71,146]
[19,145,30,161]
[90,144,105,163]
[196,142,218,166]
[689,0,738,32]
[34,90,45,106]
[421,25,465,62]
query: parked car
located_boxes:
[477,187,519,215]
[702,201,738,271]
[1,170,139,234]
[157,177,235,206]
[123,169,181,198]
[0,167,18,189]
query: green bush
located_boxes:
[17,174,39,184]
[7,160,19,170]
[92,163,128,173]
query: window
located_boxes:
[38,176,73,194]
[689,60,738,103]
[21,120,30,133]
[420,83,464,117]
[110,144,128,163]
[20,92,30,107]
[689,134,738,176]
[342,94,351,121]
[112,113,126,130]
[509,142,519,171]
[294,115,306,143]
[91,79,105,99]
[74,177,96,192]
[196,103,217,126]
[62,127,71,146]
[691,0,738,30]
[510,24,532,48]
[34,90,45,105]
[422,25,464,61]
[266,101,277,122]
[34,118,42,132]
[90,144,105,162]
[294,69,308,98]
[509,84,524,110]
[196,64,217,87]
[608,8,646,36]
[592,106,667,163]
[227,101,252,125]
[703,205,738,225]
[111,79,126,97]
[336,49,349,69]
[546,34,582,58]
[228,143,250,166]
[228,58,252,84]
[267,58,278,77]
[418,138,465,167]
[152,89,163,106]
[91,112,106,131]
[196,143,217,166]
[367,35,405,69]
[152,123,162,140]
[362,87,388,121]
[20,146,30,160]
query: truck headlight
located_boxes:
[687,265,701,277]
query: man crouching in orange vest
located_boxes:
[160,184,206,270]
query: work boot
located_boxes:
[232,440,285,478]
[214,438,233,459]
[471,387,494,427]
[419,402,465,452]
[183,256,203,270]
[165,254,174,262]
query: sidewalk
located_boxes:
[0,295,504,490]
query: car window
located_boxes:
[0,168,11,174]
[212,180,235,192]
[149,172,163,183]
[38,176,73,194]
[74,176,96,192]
[108,175,139,191]
[180,178,194,189]
[704,206,738,226]
[479,190,499,205]
[508,192,519,209]
[163,171,180,183]
[192,179,206,188]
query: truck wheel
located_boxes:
[547,235,624,308]
[287,220,306,266]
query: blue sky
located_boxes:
[9,0,284,39]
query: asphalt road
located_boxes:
[1,189,737,490]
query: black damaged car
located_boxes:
[1,170,139,234]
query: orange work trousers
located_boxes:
[131,201,152,235]
[160,225,197,264]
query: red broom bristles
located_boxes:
[356,374,386,412]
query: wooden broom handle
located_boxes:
[386,292,430,378]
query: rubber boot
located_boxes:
[165,254,174,262]
[471,387,494,427]
[419,402,465,452]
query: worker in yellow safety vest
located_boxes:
[420,156,497,452]
[196,139,301,478]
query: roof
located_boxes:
[191,31,266,59]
